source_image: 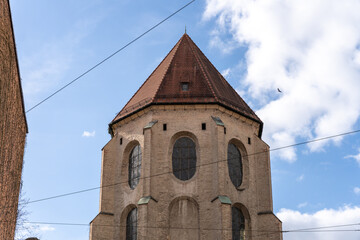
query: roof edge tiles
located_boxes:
[184,34,260,122]
[110,34,263,137]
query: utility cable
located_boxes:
[25,0,196,113]
[283,222,360,232]
[16,128,360,206]
[16,221,360,233]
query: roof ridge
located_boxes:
[184,35,219,101]
[110,33,262,137]
[187,35,228,103]
[153,34,185,99]
[186,35,259,118]
[112,35,184,121]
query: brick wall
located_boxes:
[90,105,282,239]
[0,0,28,239]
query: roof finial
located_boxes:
[185,25,187,34]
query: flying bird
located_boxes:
[277,88,282,93]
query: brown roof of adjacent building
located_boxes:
[111,34,262,134]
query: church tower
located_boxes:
[89,34,282,240]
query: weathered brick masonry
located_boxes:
[0,0,28,239]
[90,34,282,240]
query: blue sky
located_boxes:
[10,0,360,239]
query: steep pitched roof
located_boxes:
[111,34,262,134]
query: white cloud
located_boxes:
[39,225,56,232]
[277,206,360,240]
[221,68,231,78]
[354,187,360,195]
[345,148,360,166]
[15,223,55,240]
[82,130,96,137]
[296,174,305,182]
[21,45,71,97]
[209,32,239,54]
[297,202,308,209]
[204,0,360,162]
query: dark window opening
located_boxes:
[248,137,251,145]
[126,208,137,240]
[172,137,196,181]
[163,124,167,131]
[224,127,227,134]
[181,82,189,91]
[202,123,206,130]
[232,206,245,240]
[120,138,123,145]
[128,145,142,189]
[227,143,243,187]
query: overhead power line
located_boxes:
[25,0,196,113]
[17,221,360,233]
[270,129,360,151]
[17,128,360,206]
[283,222,360,232]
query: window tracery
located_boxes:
[129,144,141,189]
[227,143,243,187]
[172,137,196,180]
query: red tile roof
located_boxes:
[111,34,262,135]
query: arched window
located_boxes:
[232,206,245,240]
[128,144,142,189]
[126,208,137,240]
[227,143,242,187]
[172,137,196,181]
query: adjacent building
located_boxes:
[0,0,28,239]
[90,33,282,240]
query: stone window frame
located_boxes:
[128,144,142,189]
[121,140,143,191]
[227,143,243,188]
[168,131,200,183]
[126,207,138,240]
[172,137,196,180]
[227,139,249,190]
[120,204,138,240]
[231,203,251,240]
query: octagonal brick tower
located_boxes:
[89,34,282,240]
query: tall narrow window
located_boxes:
[126,208,137,240]
[129,144,142,189]
[172,137,196,180]
[232,206,245,240]
[227,143,243,187]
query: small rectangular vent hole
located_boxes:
[202,123,206,130]
[163,124,167,131]
[181,82,189,91]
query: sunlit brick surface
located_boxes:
[0,1,27,239]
